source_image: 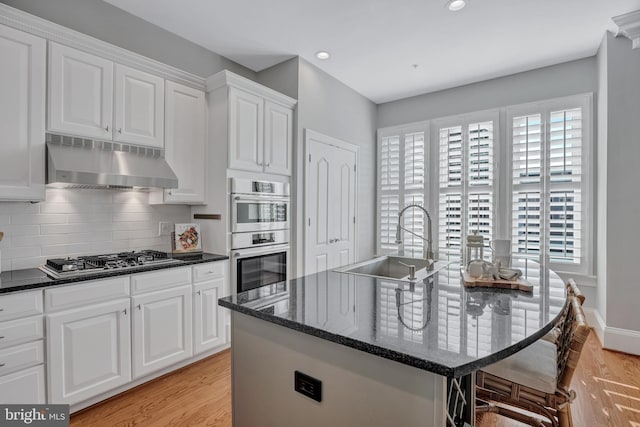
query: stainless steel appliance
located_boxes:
[46,133,179,189]
[231,178,289,233]
[230,231,289,297]
[230,178,291,296]
[40,250,181,278]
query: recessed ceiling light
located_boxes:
[447,0,467,11]
[315,51,330,60]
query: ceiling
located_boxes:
[104,0,640,103]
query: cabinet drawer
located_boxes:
[193,261,226,283]
[0,365,45,404]
[0,291,43,322]
[0,316,43,349]
[45,276,130,312]
[0,341,44,376]
[131,267,191,295]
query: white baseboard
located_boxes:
[584,307,605,343]
[584,308,640,355]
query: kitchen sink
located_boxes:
[334,255,447,281]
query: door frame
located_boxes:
[303,129,359,276]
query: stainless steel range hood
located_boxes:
[46,133,179,189]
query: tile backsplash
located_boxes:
[0,189,191,271]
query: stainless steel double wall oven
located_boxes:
[230,178,290,297]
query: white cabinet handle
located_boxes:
[123,308,127,315]
[118,128,122,134]
[105,125,110,132]
[265,163,270,167]
[197,290,201,296]
[0,363,4,367]
[206,270,214,274]
[136,304,141,310]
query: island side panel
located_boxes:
[231,312,447,427]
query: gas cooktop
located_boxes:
[40,250,181,278]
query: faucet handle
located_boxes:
[397,261,417,280]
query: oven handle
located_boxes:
[233,195,290,202]
[233,244,290,258]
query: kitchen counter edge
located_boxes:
[0,253,229,295]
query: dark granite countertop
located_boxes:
[219,258,567,378]
[0,252,228,294]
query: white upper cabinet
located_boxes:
[114,64,164,148]
[264,100,293,176]
[228,87,264,172]
[211,71,296,176]
[48,42,113,140]
[49,43,165,149]
[152,81,206,204]
[0,24,46,201]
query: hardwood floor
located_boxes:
[72,332,640,427]
[70,350,232,427]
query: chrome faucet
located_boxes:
[395,204,435,266]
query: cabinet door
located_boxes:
[47,299,131,405]
[0,365,45,404]
[194,277,226,354]
[132,285,193,379]
[0,25,45,201]
[264,101,293,176]
[48,42,113,140]
[228,87,264,172]
[163,81,206,204]
[114,64,164,148]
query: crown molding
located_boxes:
[0,3,206,90]
[206,70,297,107]
[613,10,640,49]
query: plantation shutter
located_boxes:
[378,125,427,256]
[511,107,583,265]
[380,135,401,251]
[438,120,495,264]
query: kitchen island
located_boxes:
[219,258,567,427]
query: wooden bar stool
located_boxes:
[476,281,590,427]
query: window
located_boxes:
[378,122,428,258]
[437,117,496,266]
[377,94,592,276]
[509,97,590,273]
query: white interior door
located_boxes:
[304,130,357,275]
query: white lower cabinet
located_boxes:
[46,298,131,405]
[0,365,45,404]
[132,285,193,379]
[194,277,226,354]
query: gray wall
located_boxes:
[377,57,597,127]
[596,35,608,325]
[2,0,255,79]
[294,59,377,276]
[257,57,299,100]
[600,32,640,334]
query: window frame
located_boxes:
[505,93,594,277]
[430,110,501,264]
[376,93,594,279]
[376,121,429,256]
